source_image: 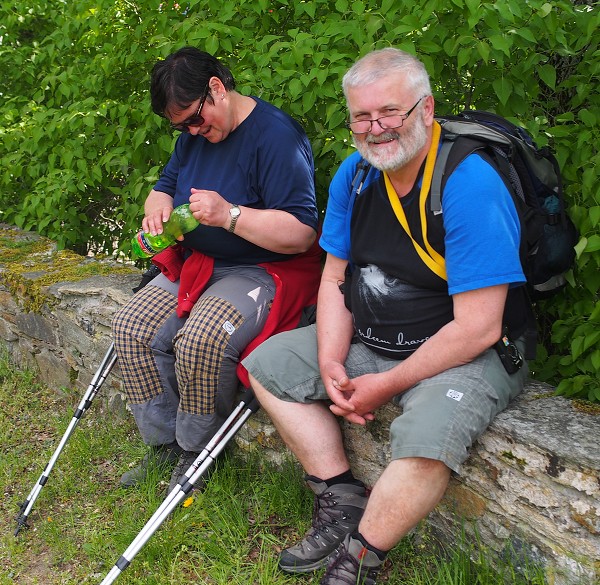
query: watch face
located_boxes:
[230,206,241,218]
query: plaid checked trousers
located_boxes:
[112,267,274,452]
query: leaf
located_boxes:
[489,34,512,56]
[288,78,303,99]
[571,336,584,360]
[465,0,480,16]
[457,48,472,70]
[585,234,600,253]
[304,2,317,18]
[352,0,365,14]
[512,27,536,44]
[301,90,317,115]
[547,126,573,138]
[590,384,600,403]
[476,41,490,64]
[492,77,512,106]
[579,109,598,128]
[205,33,219,55]
[555,379,569,395]
[537,64,556,89]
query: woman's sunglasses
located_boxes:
[170,88,210,132]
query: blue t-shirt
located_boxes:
[321,148,525,296]
[154,97,318,265]
[321,146,526,358]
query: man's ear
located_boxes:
[423,94,435,124]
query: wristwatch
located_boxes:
[228,204,241,233]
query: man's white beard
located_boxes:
[354,113,428,172]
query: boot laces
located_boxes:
[325,547,379,585]
[305,491,348,548]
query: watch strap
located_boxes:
[228,205,240,233]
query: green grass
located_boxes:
[0,348,547,585]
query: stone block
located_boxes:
[35,347,74,391]
[14,312,59,345]
[0,317,18,342]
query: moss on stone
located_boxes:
[500,451,527,468]
[0,229,55,263]
[572,399,600,416]
[531,391,555,400]
[0,225,137,313]
[530,388,600,414]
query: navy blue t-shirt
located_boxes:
[154,97,318,265]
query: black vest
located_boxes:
[345,169,529,360]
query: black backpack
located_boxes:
[433,110,579,300]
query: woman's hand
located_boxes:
[142,206,173,235]
[142,190,175,235]
[189,188,230,229]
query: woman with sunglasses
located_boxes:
[112,47,320,492]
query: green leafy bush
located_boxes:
[1,0,598,400]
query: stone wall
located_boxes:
[1,224,598,585]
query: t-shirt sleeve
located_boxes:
[442,153,526,295]
[253,117,318,230]
[320,152,365,260]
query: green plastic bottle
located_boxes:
[131,204,199,258]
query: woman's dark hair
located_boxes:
[150,47,236,116]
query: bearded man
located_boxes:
[242,48,530,585]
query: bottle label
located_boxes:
[135,231,159,256]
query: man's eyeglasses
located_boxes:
[170,88,209,132]
[346,97,424,135]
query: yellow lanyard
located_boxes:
[384,121,447,281]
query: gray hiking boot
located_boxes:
[167,450,201,493]
[279,477,368,573]
[320,533,384,585]
[120,442,182,488]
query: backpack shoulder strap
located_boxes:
[346,159,372,274]
[350,159,371,202]
[430,130,491,214]
[430,138,457,215]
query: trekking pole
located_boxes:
[99,390,260,585]
[14,265,160,537]
[14,344,117,536]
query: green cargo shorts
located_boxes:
[242,324,528,474]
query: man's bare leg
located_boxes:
[359,457,451,551]
[251,375,372,573]
[250,374,350,478]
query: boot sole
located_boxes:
[278,552,334,574]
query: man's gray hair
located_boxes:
[342,48,432,101]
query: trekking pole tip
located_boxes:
[14,518,28,537]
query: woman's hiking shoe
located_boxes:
[320,534,384,585]
[167,450,201,493]
[279,476,369,573]
[120,442,183,487]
